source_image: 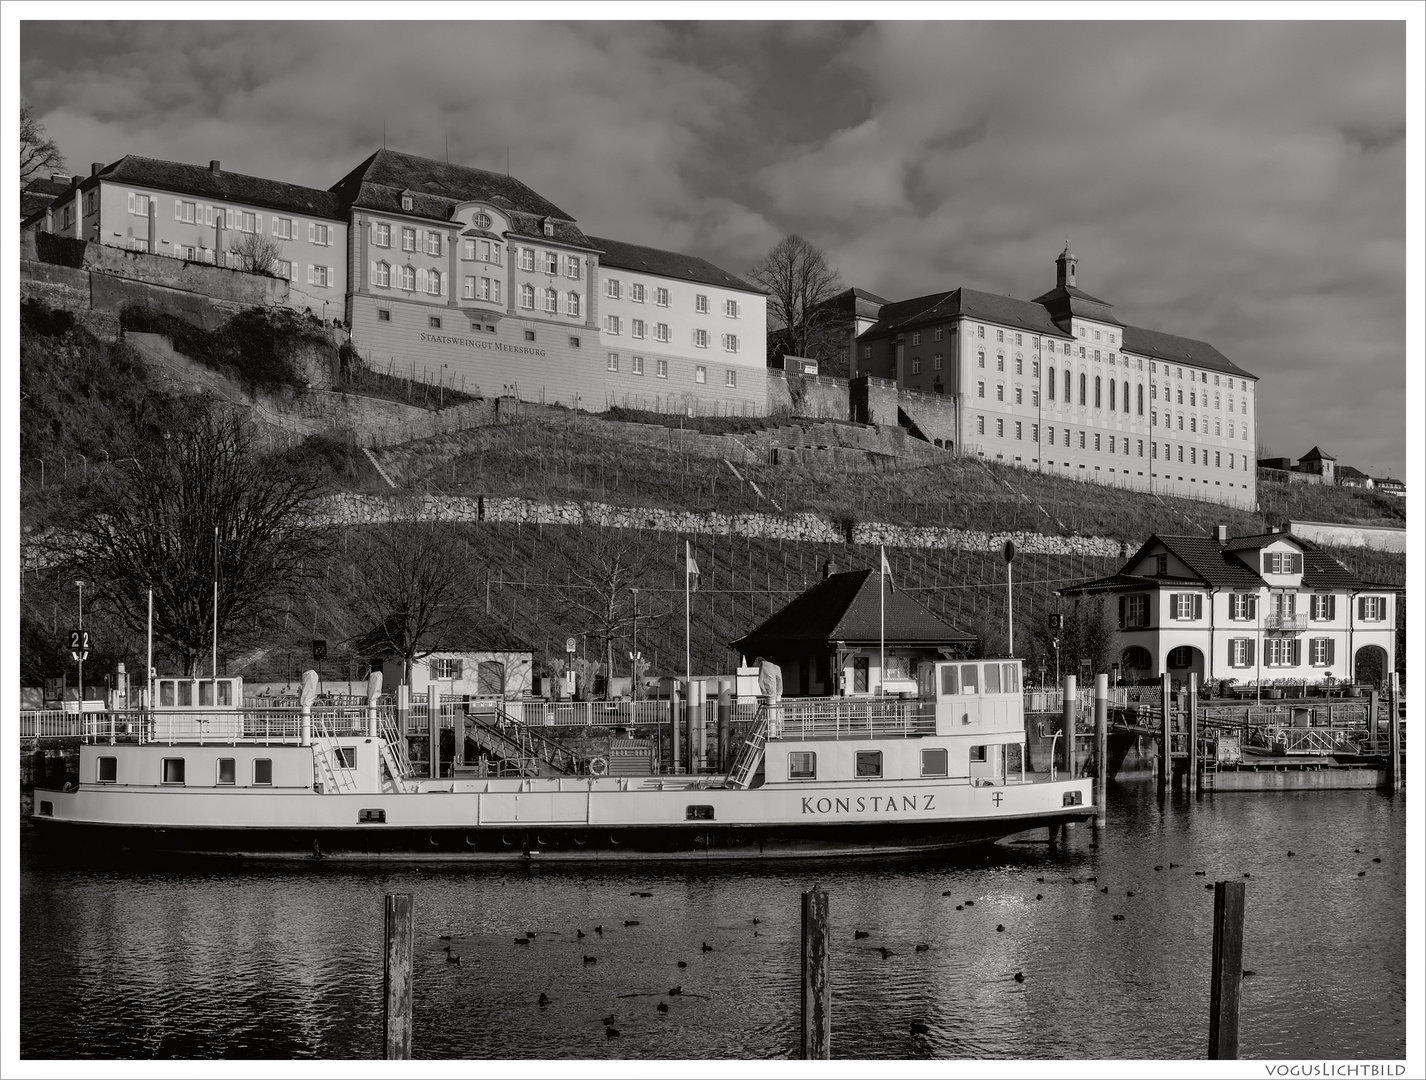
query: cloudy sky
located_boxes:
[16,14,1414,478]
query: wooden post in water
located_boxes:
[1208,880,1246,1060]
[1367,689,1379,748]
[1094,674,1108,828]
[383,892,414,1060]
[1186,673,1198,796]
[800,885,831,1060]
[1158,673,1172,792]
[1060,674,1077,780]
[717,679,733,771]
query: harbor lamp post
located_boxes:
[630,588,640,699]
[75,580,85,709]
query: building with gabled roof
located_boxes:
[731,564,975,697]
[853,246,1259,509]
[1059,525,1397,689]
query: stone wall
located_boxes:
[1288,520,1407,554]
[766,368,850,421]
[322,492,1131,556]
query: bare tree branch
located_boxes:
[746,234,844,362]
[20,101,65,188]
[229,231,284,276]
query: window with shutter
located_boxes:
[1193,594,1203,620]
[1245,640,1255,668]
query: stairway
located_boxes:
[461,705,582,777]
[722,713,769,789]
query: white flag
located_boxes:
[880,546,896,595]
[686,541,700,592]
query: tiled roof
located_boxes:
[863,287,1073,340]
[1298,445,1335,461]
[328,149,595,248]
[1121,324,1255,381]
[732,568,974,653]
[1030,284,1123,327]
[85,155,343,219]
[1335,465,1370,480]
[1062,531,1369,595]
[587,235,762,294]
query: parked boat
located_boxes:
[30,658,1095,862]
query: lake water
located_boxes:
[19,781,1406,1061]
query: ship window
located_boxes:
[216,758,236,785]
[358,808,387,823]
[176,682,192,707]
[984,664,1002,694]
[940,666,959,695]
[97,756,117,783]
[1001,664,1020,693]
[217,681,232,706]
[959,665,979,694]
[200,681,214,706]
[788,752,817,780]
[161,758,186,785]
[921,749,948,777]
[855,751,883,779]
[160,681,175,707]
[970,746,988,762]
[685,805,715,820]
[335,747,356,769]
[253,759,273,786]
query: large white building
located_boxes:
[856,248,1259,509]
[1060,526,1398,688]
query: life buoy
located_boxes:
[588,757,609,777]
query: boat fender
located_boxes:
[589,757,609,777]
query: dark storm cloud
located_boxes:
[19,17,1407,476]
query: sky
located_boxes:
[13,11,1417,479]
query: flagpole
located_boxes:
[147,587,153,712]
[212,526,219,684]
[879,545,886,696]
[685,540,692,682]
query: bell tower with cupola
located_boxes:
[1055,243,1077,289]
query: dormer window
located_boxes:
[401,194,413,212]
[1263,552,1303,574]
[1155,554,1168,576]
[543,220,554,237]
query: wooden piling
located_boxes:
[800,885,831,1060]
[383,892,414,1060]
[1186,673,1198,796]
[1367,689,1379,747]
[717,679,732,771]
[1208,880,1246,1060]
[1094,674,1108,827]
[1158,673,1172,792]
[1060,674,1077,779]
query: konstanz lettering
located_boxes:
[801,794,936,814]
[419,332,546,357]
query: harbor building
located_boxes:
[1059,526,1398,688]
[33,157,348,316]
[855,248,1259,509]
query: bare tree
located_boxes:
[20,101,65,187]
[343,517,482,686]
[557,530,670,699]
[54,399,332,674]
[746,234,844,361]
[229,230,284,275]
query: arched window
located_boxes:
[1094,375,1101,408]
[399,264,415,291]
[1079,373,1087,405]
[1137,383,1144,415]
[544,287,558,313]
[1123,381,1130,413]
[1048,366,1056,400]
[373,261,390,288]
[426,269,442,295]
[1108,378,1115,411]
[520,283,535,309]
[1065,369,1072,401]
[566,291,580,316]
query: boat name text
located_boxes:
[801,794,936,815]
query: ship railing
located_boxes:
[38,706,384,745]
[768,699,937,741]
[20,710,75,739]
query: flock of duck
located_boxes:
[427,846,1386,1047]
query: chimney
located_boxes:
[90,162,103,177]
[210,160,221,174]
[1215,524,1228,545]
[822,560,837,580]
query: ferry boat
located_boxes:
[30,658,1095,862]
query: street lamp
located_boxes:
[75,580,85,709]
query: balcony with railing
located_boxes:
[1264,613,1308,631]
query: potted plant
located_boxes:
[1264,680,1283,700]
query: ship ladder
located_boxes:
[311,743,358,794]
[722,713,770,789]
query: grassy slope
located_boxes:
[18,314,1405,683]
